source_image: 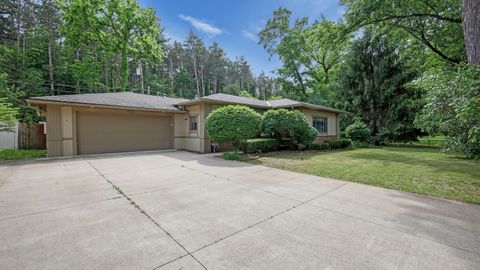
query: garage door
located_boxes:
[76,110,173,155]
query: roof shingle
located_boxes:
[29,92,344,114]
[29,92,188,112]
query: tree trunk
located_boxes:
[48,39,54,94]
[200,65,205,97]
[192,55,200,97]
[120,43,128,91]
[463,0,480,65]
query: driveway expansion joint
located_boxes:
[86,160,208,270]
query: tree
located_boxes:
[60,0,163,91]
[462,0,480,65]
[415,65,480,159]
[0,98,18,131]
[340,0,465,64]
[335,30,422,143]
[259,8,351,102]
[205,105,262,152]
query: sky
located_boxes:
[139,0,344,76]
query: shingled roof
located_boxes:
[28,92,188,112]
[28,92,344,113]
[178,93,345,113]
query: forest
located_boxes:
[0,0,479,158]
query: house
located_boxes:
[27,92,345,157]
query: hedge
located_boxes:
[242,138,279,153]
[308,139,352,150]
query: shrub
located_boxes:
[308,139,352,151]
[206,105,262,152]
[296,126,318,145]
[345,120,371,142]
[242,138,279,153]
[262,109,313,144]
[222,151,240,160]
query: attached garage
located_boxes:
[26,92,188,157]
[76,110,173,155]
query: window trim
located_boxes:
[312,117,328,134]
[189,115,198,132]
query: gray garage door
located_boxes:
[76,110,173,155]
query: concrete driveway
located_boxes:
[1,151,479,270]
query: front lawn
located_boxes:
[248,147,480,204]
[0,149,46,162]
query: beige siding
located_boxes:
[46,104,62,157]
[61,106,74,156]
[301,109,338,137]
[174,104,210,153]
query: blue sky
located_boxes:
[139,0,344,76]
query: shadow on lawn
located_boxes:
[347,150,480,179]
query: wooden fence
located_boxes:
[18,123,46,149]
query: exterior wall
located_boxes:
[46,104,63,157]
[300,108,340,141]
[174,104,206,153]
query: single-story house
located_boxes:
[27,92,345,157]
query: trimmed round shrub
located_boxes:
[262,109,314,144]
[205,105,262,152]
[345,120,371,142]
[296,126,319,145]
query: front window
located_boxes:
[313,117,328,133]
[189,116,198,131]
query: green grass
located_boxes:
[390,135,447,148]
[0,149,46,162]
[248,146,480,204]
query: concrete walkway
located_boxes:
[0,151,479,269]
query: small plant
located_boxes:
[222,151,240,160]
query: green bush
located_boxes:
[206,105,262,152]
[345,120,371,142]
[222,151,240,160]
[308,139,352,151]
[262,109,315,144]
[296,126,319,145]
[242,138,279,153]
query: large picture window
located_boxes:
[313,117,328,133]
[189,116,198,131]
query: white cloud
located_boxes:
[179,14,222,35]
[242,30,257,42]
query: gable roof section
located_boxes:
[178,93,270,108]
[28,92,345,114]
[28,92,188,112]
[178,93,345,113]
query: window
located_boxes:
[313,117,328,133]
[189,116,198,131]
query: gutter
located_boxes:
[26,99,188,114]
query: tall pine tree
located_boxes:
[336,30,422,142]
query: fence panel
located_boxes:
[18,123,46,149]
[0,124,18,149]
